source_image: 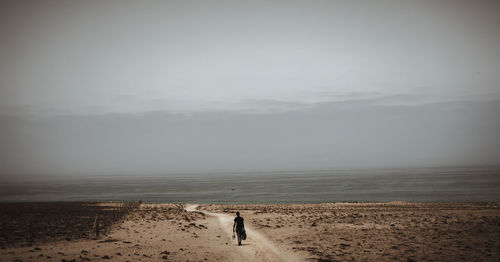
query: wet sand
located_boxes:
[1,202,499,261]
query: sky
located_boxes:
[0,0,499,176]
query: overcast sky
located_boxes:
[1,0,499,176]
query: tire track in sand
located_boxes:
[186,204,301,262]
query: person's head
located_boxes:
[236,212,240,217]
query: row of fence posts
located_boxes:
[18,201,141,245]
[90,201,141,239]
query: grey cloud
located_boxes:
[1,99,499,178]
[2,0,500,114]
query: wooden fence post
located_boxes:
[95,215,99,238]
[27,216,34,247]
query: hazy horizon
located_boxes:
[1,0,500,177]
[2,166,499,202]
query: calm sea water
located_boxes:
[1,167,499,203]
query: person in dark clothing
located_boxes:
[233,212,245,246]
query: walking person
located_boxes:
[233,212,245,246]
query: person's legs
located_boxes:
[237,232,242,245]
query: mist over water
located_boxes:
[1,167,499,203]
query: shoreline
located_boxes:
[9,201,499,205]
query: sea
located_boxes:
[1,167,499,203]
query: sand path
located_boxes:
[1,204,303,262]
[186,204,300,262]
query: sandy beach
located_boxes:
[1,202,499,261]
[2,1,500,261]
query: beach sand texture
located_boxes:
[1,202,499,261]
